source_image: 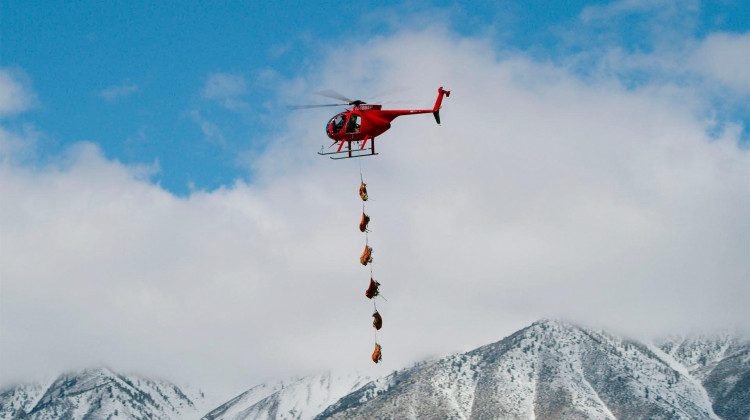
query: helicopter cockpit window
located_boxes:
[346,113,361,133]
[329,114,346,135]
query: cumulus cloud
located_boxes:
[1,28,749,398]
[0,125,41,164]
[0,68,37,117]
[690,31,750,93]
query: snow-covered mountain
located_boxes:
[0,367,205,420]
[202,371,371,420]
[0,378,54,420]
[657,333,750,419]
[2,321,747,420]
[318,320,725,419]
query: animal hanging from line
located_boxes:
[359,177,380,363]
[372,311,383,330]
[365,278,380,299]
[360,244,373,266]
[359,212,370,232]
[372,343,382,364]
[359,181,368,201]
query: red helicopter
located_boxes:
[295,87,450,159]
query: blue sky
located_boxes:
[3,0,747,194]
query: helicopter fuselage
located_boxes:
[326,87,450,144]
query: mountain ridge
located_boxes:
[0,367,204,420]
[2,320,747,420]
[317,319,728,419]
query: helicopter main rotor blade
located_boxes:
[288,103,349,110]
[363,85,413,102]
[313,89,354,103]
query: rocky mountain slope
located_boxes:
[658,334,750,420]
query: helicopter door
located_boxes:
[346,113,361,133]
[327,113,347,139]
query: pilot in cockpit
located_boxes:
[330,114,346,134]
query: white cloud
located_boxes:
[0,68,37,117]
[99,82,139,102]
[0,69,41,164]
[201,72,252,117]
[690,31,750,93]
[2,28,749,397]
[0,124,41,164]
[580,0,696,22]
[189,110,226,145]
[202,73,247,100]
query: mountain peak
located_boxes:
[321,319,720,420]
[526,318,588,335]
[1,367,202,420]
[203,370,372,420]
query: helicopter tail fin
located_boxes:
[432,87,450,125]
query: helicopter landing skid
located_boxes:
[318,141,378,160]
[329,152,379,160]
[318,148,379,160]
